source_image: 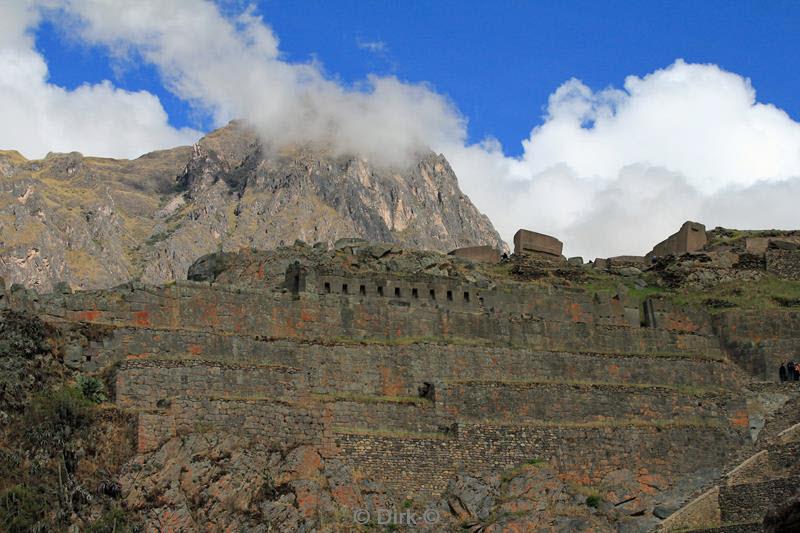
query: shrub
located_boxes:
[85,507,134,533]
[77,375,107,404]
[0,485,48,533]
[30,385,95,433]
[775,296,800,308]
[586,494,602,508]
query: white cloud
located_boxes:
[445,60,800,258]
[44,0,463,166]
[357,39,388,54]
[0,1,201,160]
[2,2,799,258]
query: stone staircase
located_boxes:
[659,418,800,532]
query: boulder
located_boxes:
[442,474,496,521]
[769,239,800,251]
[187,252,235,282]
[334,237,369,252]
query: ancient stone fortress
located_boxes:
[3,221,800,531]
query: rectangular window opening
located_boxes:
[464,291,470,302]
[394,287,401,297]
[447,290,453,301]
[430,289,436,300]
[412,288,419,298]
[378,286,384,297]
[359,285,366,295]
[342,284,348,294]
[324,282,331,293]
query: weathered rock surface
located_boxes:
[119,439,635,532]
[120,435,395,532]
[0,121,505,292]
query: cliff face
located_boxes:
[0,121,505,291]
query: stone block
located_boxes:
[448,245,501,264]
[646,221,707,259]
[607,255,647,268]
[746,236,800,255]
[513,229,563,257]
[624,307,641,327]
[567,256,584,266]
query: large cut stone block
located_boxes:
[646,221,707,259]
[513,229,563,257]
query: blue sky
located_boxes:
[3,0,800,258]
[35,0,800,156]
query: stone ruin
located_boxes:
[4,226,800,531]
[646,221,708,260]
[513,229,564,260]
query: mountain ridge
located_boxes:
[0,121,505,291]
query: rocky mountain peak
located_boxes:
[0,122,506,291]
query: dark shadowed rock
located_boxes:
[187,252,236,282]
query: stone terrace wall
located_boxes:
[714,310,800,380]
[766,249,800,280]
[116,360,313,409]
[14,277,761,498]
[108,331,748,494]
[718,475,800,524]
[337,423,743,497]
[134,400,325,453]
[116,359,326,453]
[96,330,738,395]
[437,382,744,423]
[34,281,726,373]
[308,273,711,333]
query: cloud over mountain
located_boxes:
[2,1,799,258]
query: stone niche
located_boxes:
[447,245,501,264]
[646,221,707,259]
[513,229,563,258]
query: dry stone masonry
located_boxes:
[513,229,564,260]
[646,221,708,260]
[3,252,763,501]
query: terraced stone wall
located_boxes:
[766,249,800,280]
[719,476,800,524]
[31,281,726,373]
[336,423,744,497]
[714,311,800,380]
[96,330,734,395]
[10,278,757,497]
[436,381,743,423]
